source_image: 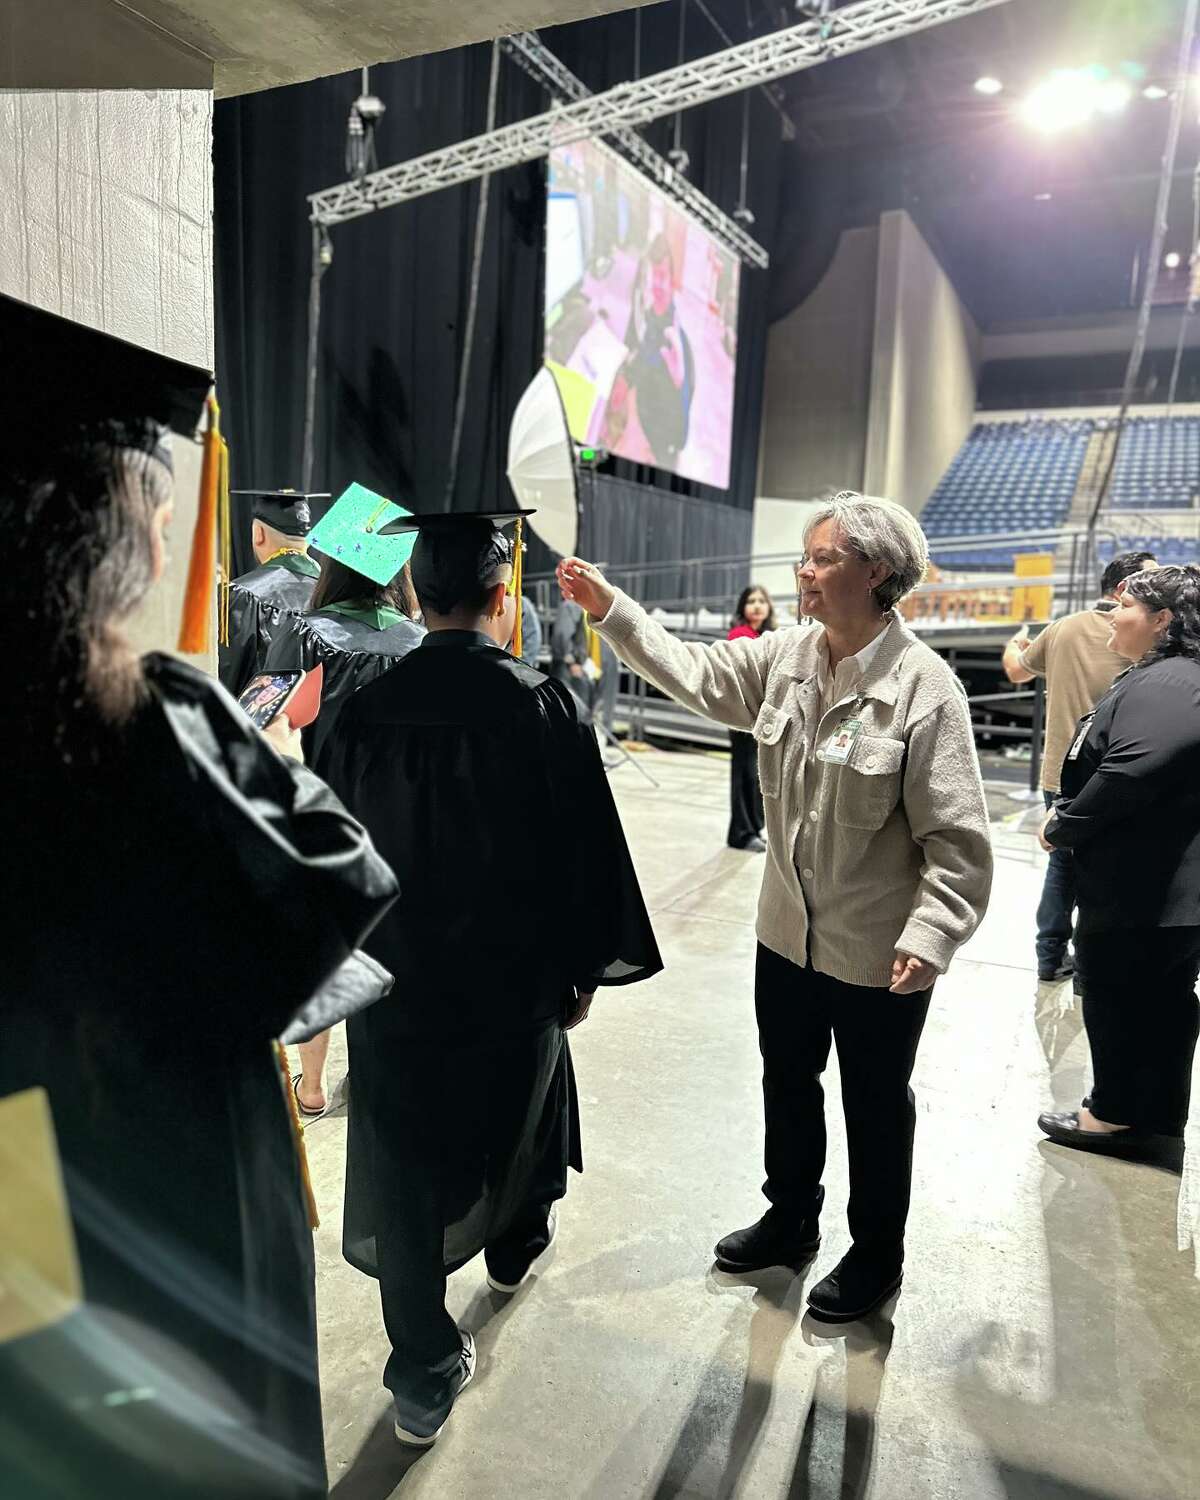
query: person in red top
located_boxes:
[726,584,777,851]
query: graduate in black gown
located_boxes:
[0,295,398,1499]
[218,489,326,696]
[317,508,662,1447]
[263,492,426,1117]
[262,488,427,767]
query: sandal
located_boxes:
[292,1073,326,1118]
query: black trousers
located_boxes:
[1076,925,1200,1136]
[728,730,764,849]
[755,943,931,1262]
[379,1198,555,1434]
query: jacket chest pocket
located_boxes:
[833,735,906,831]
[751,703,790,799]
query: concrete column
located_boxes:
[0,87,216,670]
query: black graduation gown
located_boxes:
[0,655,398,1500]
[261,602,426,765]
[316,631,662,1280]
[218,552,321,697]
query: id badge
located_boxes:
[1066,714,1094,762]
[820,717,862,765]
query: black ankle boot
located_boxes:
[807,1245,903,1322]
[714,1191,823,1273]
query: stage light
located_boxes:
[974,76,1003,96]
[1020,71,1097,133]
[1143,84,1169,100]
[1166,251,1183,270]
[1020,69,1132,133]
[1097,79,1132,115]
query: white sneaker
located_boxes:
[485,1206,559,1294]
[393,1330,477,1447]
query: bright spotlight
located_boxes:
[1097,79,1132,114]
[974,76,1003,96]
[1143,84,1169,100]
[1020,69,1134,132]
[1020,71,1098,133]
[1166,251,1183,270]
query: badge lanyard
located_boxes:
[817,692,866,765]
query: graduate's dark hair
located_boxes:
[3,440,168,753]
[310,554,419,619]
[732,584,776,633]
[410,529,510,617]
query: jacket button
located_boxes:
[802,868,815,880]
[808,810,818,823]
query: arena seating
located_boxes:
[1108,415,1200,509]
[1096,536,1199,566]
[921,417,1093,568]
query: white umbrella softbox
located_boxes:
[507,366,579,558]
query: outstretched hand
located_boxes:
[557,558,616,622]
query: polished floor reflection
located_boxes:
[296,750,1200,1500]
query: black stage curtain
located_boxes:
[213,3,782,578]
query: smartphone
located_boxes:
[238,671,305,730]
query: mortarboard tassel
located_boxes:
[218,438,232,647]
[275,1041,320,1231]
[177,394,228,655]
[511,516,524,660]
[584,613,603,677]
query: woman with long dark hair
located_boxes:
[1039,564,1200,1154]
[263,545,424,1113]
[0,298,396,1500]
[726,584,776,851]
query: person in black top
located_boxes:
[218,489,326,695]
[317,509,662,1449]
[0,295,397,1498]
[1038,564,1200,1154]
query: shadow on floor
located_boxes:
[954,1019,1200,1500]
[783,1307,895,1500]
[643,1264,809,1500]
[327,1285,521,1499]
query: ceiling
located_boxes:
[0,0,662,95]
[770,0,1200,326]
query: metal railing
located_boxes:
[526,527,1102,771]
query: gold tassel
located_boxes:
[511,516,524,660]
[275,1041,320,1231]
[178,394,223,655]
[218,437,232,647]
[584,613,603,676]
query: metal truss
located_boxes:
[500,30,769,269]
[308,0,1015,229]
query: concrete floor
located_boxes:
[291,749,1200,1500]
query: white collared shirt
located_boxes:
[815,621,890,719]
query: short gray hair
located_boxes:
[803,490,929,611]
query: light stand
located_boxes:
[574,445,659,788]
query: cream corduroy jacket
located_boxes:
[595,594,993,987]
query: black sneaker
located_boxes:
[486,1206,558,1294]
[1037,960,1074,983]
[714,1193,823,1273]
[807,1249,902,1323]
[393,1331,477,1447]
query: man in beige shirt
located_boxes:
[1003,549,1156,981]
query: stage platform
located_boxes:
[297,749,1200,1500]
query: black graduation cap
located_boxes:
[380,509,536,636]
[233,488,327,537]
[0,292,211,473]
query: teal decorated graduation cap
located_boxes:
[306,482,416,585]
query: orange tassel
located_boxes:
[177,394,222,654]
[511,516,524,660]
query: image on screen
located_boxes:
[543,139,741,490]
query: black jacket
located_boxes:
[1047,655,1200,930]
